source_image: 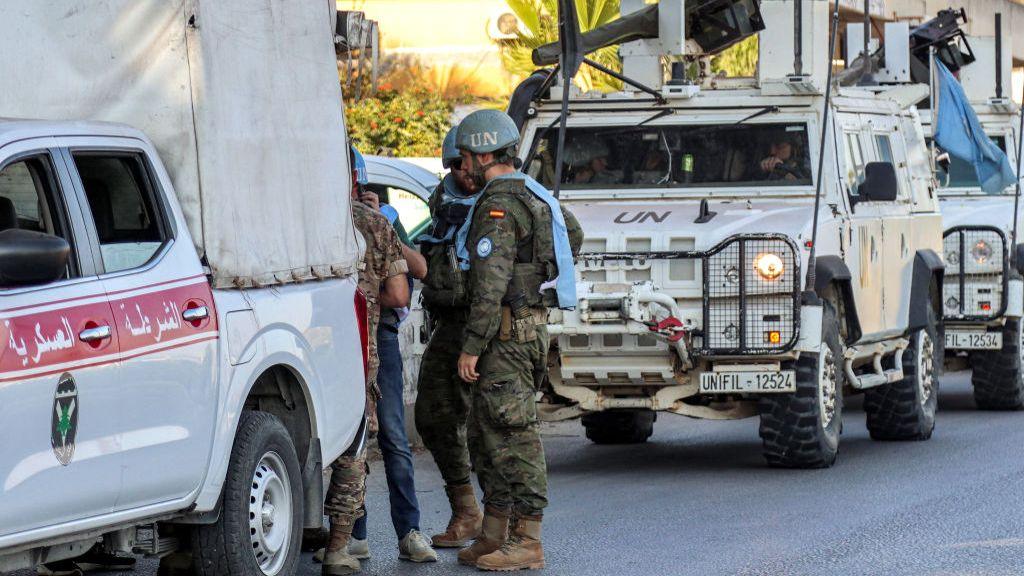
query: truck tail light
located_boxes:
[354,288,369,382]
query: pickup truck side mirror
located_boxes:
[859,162,899,202]
[0,229,70,286]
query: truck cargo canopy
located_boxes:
[0,0,359,288]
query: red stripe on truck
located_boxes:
[1,278,218,378]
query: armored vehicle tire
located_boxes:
[758,302,843,469]
[194,411,303,576]
[970,318,1024,410]
[864,305,939,441]
[582,410,655,444]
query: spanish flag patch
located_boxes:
[489,209,506,219]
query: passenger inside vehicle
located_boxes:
[528,122,813,190]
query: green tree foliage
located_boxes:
[499,0,623,92]
[711,35,759,78]
[346,87,453,157]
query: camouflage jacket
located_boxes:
[462,176,583,356]
[352,201,408,427]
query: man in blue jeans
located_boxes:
[350,147,434,562]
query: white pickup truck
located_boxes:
[0,2,366,575]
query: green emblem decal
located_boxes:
[51,372,78,466]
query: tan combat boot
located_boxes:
[432,483,484,547]
[321,522,361,575]
[476,514,545,571]
[456,507,510,566]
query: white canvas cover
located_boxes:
[0,0,359,288]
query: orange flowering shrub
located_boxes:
[346,87,452,157]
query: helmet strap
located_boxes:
[467,153,498,189]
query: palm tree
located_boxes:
[499,0,623,93]
[499,0,759,91]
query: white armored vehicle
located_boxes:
[514,0,944,467]
[916,16,1024,409]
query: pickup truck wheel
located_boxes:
[758,301,843,469]
[970,318,1024,410]
[864,304,939,440]
[581,410,655,444]
[194,411,303,576]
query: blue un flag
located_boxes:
[933,59,1017,194]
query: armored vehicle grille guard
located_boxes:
[943,226,1008,321]
[579,234,801,355]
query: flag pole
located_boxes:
[930,47,938,182]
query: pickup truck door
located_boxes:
[59,142,219,511]
[0,143,124,539]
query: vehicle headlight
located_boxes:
[971,240,993,264]
[754,253,784,281]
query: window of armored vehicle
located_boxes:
[0,154,78,280]
[843,132,866,196]
[525,122,813,190]
[875,135,895,165]
[928,136,1010,191]
[365,184,431,242]
[73,153,169,274]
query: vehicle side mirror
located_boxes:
[0,229,70,286]
[1015,243,1024,275]
[860,162,899,202]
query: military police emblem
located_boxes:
[51,373,78,466]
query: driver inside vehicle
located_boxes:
[565,136,620,184]
[755,136,808,181]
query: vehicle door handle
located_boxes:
[182,306,210,322]
[79,325,112,343]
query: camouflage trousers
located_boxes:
[468,322,549,516]
[415,314,474,488]
[324,452,367,531]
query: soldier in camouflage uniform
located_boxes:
[321,151,410,576]
[453,110,583,571]
[414,125,486,548]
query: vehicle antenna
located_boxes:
[804,2,841,293]
[1012,52,1024,263]
[552,0,585,199]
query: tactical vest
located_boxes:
[494,184,561,310]
[420,176,479,310]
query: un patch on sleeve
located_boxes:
[476,237,493,258]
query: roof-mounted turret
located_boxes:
[839,8,975,87]
[529,0,766,96]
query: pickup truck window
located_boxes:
[0,154,77,279]
[365,184,431,242]
[74,153,167,274]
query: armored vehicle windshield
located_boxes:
[928,136,1010,191]
[525,122,812,191]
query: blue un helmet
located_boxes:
[441,126,462,169]
[455,110,521,187]
[455,109,520,155]
[350,145,368,186]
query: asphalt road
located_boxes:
[18,370,1024,576]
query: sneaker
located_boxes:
[74,549,136,572]
[348,538,371,560]
[37,560,83,576]
[398,530,438,563]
